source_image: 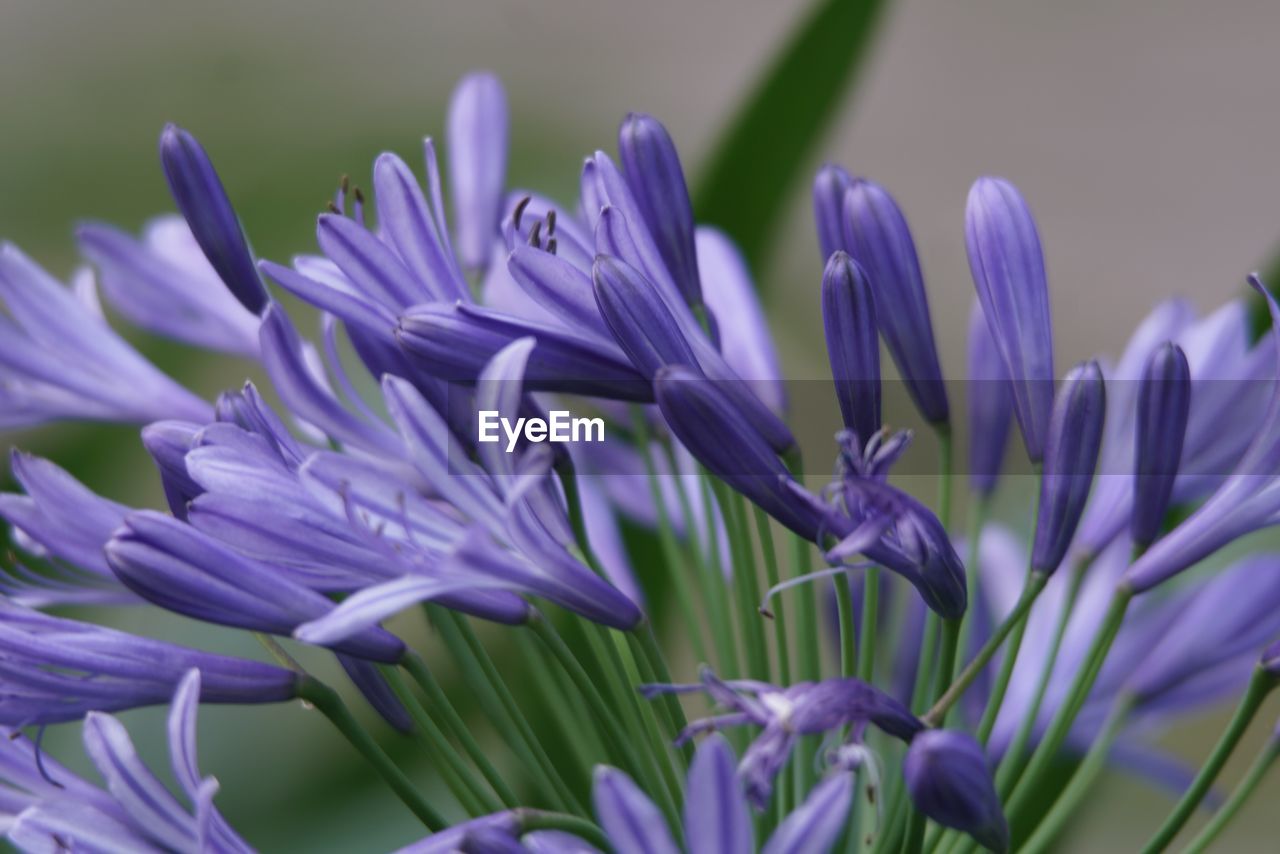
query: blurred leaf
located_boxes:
[694,0,889,275]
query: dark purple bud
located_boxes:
[397,302,652,401]
[1031,361,1106,574]
[158,124,268,314]
[813,163,853,261]
[656,365,822,540]
[967,301,1013,497]
[843,178,949,424]
[618,113,702,307]
[904,730,1008,853]
[822,251,881,443]
[965,177,1054,462]
[1131,342,1191,548]
[140,420,203,520]
[592,254,699,378]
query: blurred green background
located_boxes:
[3,0,1280,850]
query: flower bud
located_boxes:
[965,177,1053,462]
[813,163,853,261]
[904,730,1008,853]
[844,178,948,424]
[1031,361,1106,574]
[822,251,881,443]
[967,301,1013,497]
[159,124,268,314]
[618,113,702,308]
[1132,342,1191,548]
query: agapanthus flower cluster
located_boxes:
[1,67,1278,854]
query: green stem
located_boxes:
[935,423,954,530]
[858,568,882,683]
[715,482,770,681]
[1139,667,1277,854]
[430,610,582,813]
[1184,737,1280,854]
[1020,694,1133,854]
[755,507,792,685]
[382,665,498,815]
[923,571,1048,727]
[633,409,711,665]
[1005,587,1132,822]
[697,472,743,676]
[398,654,520,808]
[973,569,1038,744]
[297,676,446,830]
[995,560,1086,794]
[953,500,990,686]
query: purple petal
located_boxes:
[448,72,509,271]
[684,735,752,853]
[592,766,679,854]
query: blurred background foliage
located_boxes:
[3,0,1280,849]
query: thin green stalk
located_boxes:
[398,654,520,808]
[516,636,606,774]
[382,665,498,815]
[297,676,445,831]
[899,805,926,854]
[935,424,954,530]
[1139,667,1277,854]
[973,569,1038,744]
[603,624,687,796]
[714,482,770,681]
[923,571,1049,727]
[858,568,882,683]
[1020,695,1133,853]
[837,574,858,679]
[953,499,990,687]
[698,472,743,676]
[1004,587,1132,822]
[430,611,582,813]
[1184,738,1280,854]
[632,409,711,665]
[632,623,692,748]
[995,560,1087,795]
[755,507,792,684]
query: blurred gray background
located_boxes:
[2,0,1278,850]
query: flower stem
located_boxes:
[1004,587,1132,822]
[923,571,1048,727]
[858,568,882,683]
[1184,737,1280,854]
[755,507,792,685]
[973,567,1039,744]
[382,664,501,815]
[1139,666,1277,854]
[995,558,1086,794]
[297,675,446,831]
[397,654,520,808]
[1019,694,1133,853]
[428,609,582,813]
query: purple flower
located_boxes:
[1031,361,1106,574]
[965,177,1054,463]
[842,178,949,424]
[159,124,268,314]
[3,670,252,852]
[967,301,1013,496]
[643,668,922,809]
[0,451,134,606]
[903,730,1008,853]
[822,251,881,443]
[0,603,298,725]
[655,366,821,540]
[618,113,702,308]
[448,72,509,271]
[592,254,699,377]
[77,216,261,356]
[1131,342,1191,548]
[104,511,407,662]
[0,244,211,428]
[592,735,855,853]
[801,473,968,619]
[1124,278,1280,592]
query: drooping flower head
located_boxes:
[904,730,1008,853]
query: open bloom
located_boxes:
[642,667,921,808]
[2,670,251,853]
